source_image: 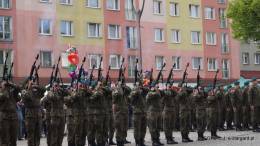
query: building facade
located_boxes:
[0,0,240,86]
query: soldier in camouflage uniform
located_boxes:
[130,81,149,146]
[47,78,70,146]
[42,85,52,146]
[188,87,196,132]
[249,77,260,132]
[217,84,226,131]
[174,85,181,132]
[225,85,234,130]
[0,78,21,146]
[241,81,252,131]
[21,77,46,146]
[87,84,97,146]
[162,81,178,144]
[176,82,193,143]
[231,81,244,131]
[107,84,116,145]
[112,80,131,146]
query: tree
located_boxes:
[226,0,260,46]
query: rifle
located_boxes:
[54,55,61,82]
[8,61,14,82]
[150,65,153,90]
[213,69,219,95]
[3,46,9,81]
[105,66,111,86]
[98,56,103,82]
[156,63,166,84]
[33,64,40,85]
[78,56,86,89]
[197,65,201,91]
[29,54,39,81]
[118,57,125,82]
[166,63,175,87]
[49,65,55,88]
[88,65,95,89]
[182,62,189,88]
[122,67,126,85]
[134,58,138,84]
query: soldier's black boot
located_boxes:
[93,140,97,146]
[88,140,93,146]
[156,138,164,145]
[227,124,234,130]
[170,135,178,144]
[140,139,147,146]
[236,125,242,131]
[219,125,225,131]
[124,139,131,144]
[207,125,210,131]
[202,132,207,140]
[174,126,178,131]
[181,134,188,143]
[211,131,218,139]
[198,133,204,141]
[215,131,221,138]
[116,141,120,146]
[135,140,140,146]
[247,124,252,130]
[190,127,196,132]
[177,125,180,131]
[253,125,260,132]
[166,136,174,144]
[152,138,160,146]
[193,124,197,130]
[109,138,117,145]
[186,134,193,142]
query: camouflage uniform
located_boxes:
[242,88,251,126]
[248,85,260,127]
[112,85,131,143]
[130,86,149,142]
[0,83,21,146]
[217,90,226,129]
[106,89,115,141]
[71,88,92,146]
[207,94,219,132]
[87,88,97,144]
[43,96,52,146]
[21,85,46,146]
[231,89,243,127]
[225,91,234,128]
[47,88,70,146]
[189,94,195,130]
[194,91,206,134]
[174,97,180,130]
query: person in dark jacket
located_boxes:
[128,102,133,129]
[17,101,24,140]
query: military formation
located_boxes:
[1,53,260,146]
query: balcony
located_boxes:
[0,29,13,43]
[128,38,137,49]
[222,69,229,79]
[125,9,136,21]
[221,44,229,54]
[219,19,227,28]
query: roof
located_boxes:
[241,71,260,79]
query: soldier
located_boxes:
[47,78,70,146]
[130,81,149,146]
[0,78,21,146]
[146,82,164,146]
[242,81,252,131]
[225,85,234,130]
[112,80,131,146]
[193,85,207,141]
[249,77,260,132]
[188,86,196,132]
[21,77,46,146]
[107,83,116,145]
[174,84,181,132]
[206,86,221,139]
[42,85,52,146]
[231,81,244,131]
[162,81,178,144]
[217,84,226,131]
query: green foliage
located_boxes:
[226,0,260,48]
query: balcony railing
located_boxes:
[125,9,136,21]
[222,69,229,79]
[221,44,229,54]
[0,29,13,43]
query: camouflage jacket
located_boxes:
[162,88,178,112]
[106,88,113,114]
[0,83,21,120]
[112,85,131,114]
[91,87,112,115]
[249,85,260,106]
[231,89,242,109]
[130,86,149,114]
[207,94,218,109]
[189,94,195,109]
[216,90,225,108]
[47,88,70,117]
[42,96,51,119]
[21,85,46,118]
[194,91,206,110]
[176,88,193,110]
[64,90,77,116]
[71,88,93,116]
[146,89,165,111]
[225,91,232,109]
[241,88,250,107]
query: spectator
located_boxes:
[41,100,46,137]
[128,102,133,129]
[21,102,27,139]
[64,104,68,135]
[17,101,24,140]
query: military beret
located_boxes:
[92,80,98,86]
[151,82,156,87]
[244,81,249,85]
[165,81,173,86]
[0,78,3,83]
[133,82,136,86]
[46,85,50,91]
[241,86,245,89]
[234,81,240,85]
[187,86,191,88]
[193,85,198,89]
[207,84,212,88]
[55,77,60,83]
[24,77,30,84]
[218,84,223,87]
[115,81,118,85]
[178,82,183,87]
[175,89,178,91]
[66,85,71,90]
[227,85,232,89]
[251,77,257,82]
[206,87,212,92]
[216,87,219,91]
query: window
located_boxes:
[88,23,102,38]
[222,59,229,79]
[254,54,260,64]
[108,25,121,39]
[170,3,179,16]
[156,56,165,70]
[109,55,121,69]
[61,21,73,36]
[40,51,53,67]
[0,0,10,9]
[128,55,137,78]
[172,56,181,70]
[189,5,199,18]
[89,54,103,69]
[126,26,137,49]
[207,58,217,71]
[192,57,203,70]
[221,33,228,53]
[61,52,70,67]
[191,31,201,44]
[154,28,164,42]
[219,8,227,28]
[153,1,163,15]
[171,29,180,43]
[242,53,249,64]
[107,0,119,10]
[86,0,99,8]
[60,0,72,5]
[125,0,135,20]
[218,0,226,4]
[39,0,50,2]
[39,19,52,35]
[0,50,12,77]
[205,7,215,20]
[0,16,11,39]
[206,32,216,45]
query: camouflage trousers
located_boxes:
[174,106,180,127]
[26,117,42,146]
[133,113,147,140]
[226,108,234,126]
[147,110,162,139]
[234,107,243,126]
[209,108,219,132]
[0,118,18,146]
[87,114,96,141]
[190,109,196,126]
[196,109,206,134]
[219,108,226,126]
[94,114,108,143]
[107,112,115,139]
[114,113,128,141]
[180,109,191,135]
[163,111,175,136]
[75,115,87,145]
[46,118,51,146]
[51,116,65,146]
[251,106,260,126]
[67,116,75,143]
[243,106,251,125]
